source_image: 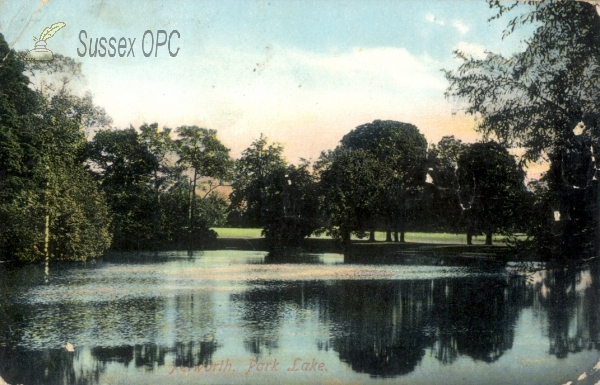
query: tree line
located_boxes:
[0,35,234,261]
[229,122,529,252]
[0,0,598,263]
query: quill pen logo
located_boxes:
[23,22,66,61]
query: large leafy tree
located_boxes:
[426,136,466,232]
[158,177,224,246]
[175,126,233,239]
[445,0,600,256]
[260,162,320,249]
[90,124,226,249]
[229,135,287,228]
[527,138,595,258]
[140,123,179,238]
[229,135,318,250]
[316,148,382,246]
[319,120,427,243]
[456,142,527,245]
[0,34,112,261]
[88,128,155,249]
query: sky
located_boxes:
[0,0,544,174]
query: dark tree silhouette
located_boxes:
[445,0,600,256]
[456,142,527,245]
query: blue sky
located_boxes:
[1,0,536,165]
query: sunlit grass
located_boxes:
[212,227,517,245]
[364,232,509,245]
[212,228,263,238]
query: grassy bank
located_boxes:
[211,227,511,245]
[209,237,512,265]
[209,228,518,264]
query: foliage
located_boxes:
[316,148,382,244]
[176,126,233,182]
[317,120,428,243]
[445,0,600,162]
[157,177,218,246]
[88,127,155,249]
[140,123,179,196]
[229,134,287,228]
[139,123,179,240]
[196,192,229,228]
[260,162,320,248]
[89,124,230,250]
[526,139,596,259]
[175,126,233,242]
[0,34,112,261]
[229,135,318,249]
[445,0,600,256]
[425,136,466,232]
[456,142,528,244]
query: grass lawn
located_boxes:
[366,231,511,245]
[211,227,515,245]
[212,227,263,238]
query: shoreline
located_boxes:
[209,237,516,265]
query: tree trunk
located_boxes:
[596,179,600,258]
[393,230,399,242]
[369,230,375,242]
[399,221,405,243]
[342,229,351,250]
[44,213,50,260]
[399,201,406,243]
[153,169,160,237]
[485,231,493,245]
[467,231,473,245]
[386,229,392,242]
[188,168,197,238]
[44,213,50,283]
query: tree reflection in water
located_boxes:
[1,260,600,384]
[91,341,217,370]
[325,277,523,377]
[536,263,600,359]
[231,281,328,355]
[233,265,600,378]
[0,280,219,385]
[326,280,435,376]
[231,276,525,377]
[0,348,89,385]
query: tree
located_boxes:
[316,148,381,247]
[175,126,233,241]
[456,142,527,245]
[229,136,319,250]
[425,136,466,233]
[195,192,229,228]
[158,177,221,247]
[260,162,320,249]
[140,123,178,238]
[526,138,595,259]
[445,0,600,256]
[0,34,112,261]
[89,128,155,249]
[90,125,230,250]
[318,120,428,243]
[229,135,287,228]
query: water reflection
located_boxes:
[327,280,435,376]
[233,278,524,377]
[0,342,221,385]
[0,254,599,384]
[534,265,600,359]
[0,348,96,385]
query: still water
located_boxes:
[1,250,599,385]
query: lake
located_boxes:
[1,250,599,385]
